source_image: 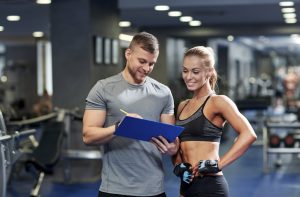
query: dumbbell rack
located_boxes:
[263,121,300,173]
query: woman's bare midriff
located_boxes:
[180,140,223,175]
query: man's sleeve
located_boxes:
[162,88,174,114]
[85,81,106,110]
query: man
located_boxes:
[83,32,179,197]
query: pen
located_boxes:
[120,109,129,115]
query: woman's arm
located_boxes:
[213,95,257,170]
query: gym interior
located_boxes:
[1,1,300,197]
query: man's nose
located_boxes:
[143,64,151,72]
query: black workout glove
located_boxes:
[198,160,221,175]
[173,163,193,184]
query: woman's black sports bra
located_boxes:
[176,95,223,142]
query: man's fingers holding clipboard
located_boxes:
[151,136,180,155]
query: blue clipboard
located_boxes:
[115,116,184,142]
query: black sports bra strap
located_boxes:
[201,92,215,111]
[177,100,189,119]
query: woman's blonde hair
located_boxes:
[184,46,218,90]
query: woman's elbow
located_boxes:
[249,131,257,143]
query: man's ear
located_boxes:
[125,48,131,59]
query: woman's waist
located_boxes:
[180,142,219,161]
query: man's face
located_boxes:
[125,46,158,84]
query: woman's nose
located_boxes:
[186,72,192,79]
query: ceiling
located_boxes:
[119,0,299,28]
[0,0,300,53]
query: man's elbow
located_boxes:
[82,129,93,145]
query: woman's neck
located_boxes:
[193,85,213,100]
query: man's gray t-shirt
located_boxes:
[85,73,174,196]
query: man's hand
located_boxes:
[151,136,179,155]
[173,163,193,184]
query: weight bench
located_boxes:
[25,121,65,197]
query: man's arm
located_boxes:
[82,109,116,145]
[160,113,175,125]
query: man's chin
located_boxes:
[134,76,146,84]
[137,75,147,81]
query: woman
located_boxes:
[172,46,257,197]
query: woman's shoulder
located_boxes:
[209,94,235,107]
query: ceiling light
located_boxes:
[154,5,169,11]
[283,13,297,18]
[119,34,133,42]
[33,31,44,37]
[279,1,294,7]
[285,18,297,23]
[1,75,7,83]
[179,16,193,22]
[168,11,182,17]
[36,0,51,4]
[0,26,4,31]
[7,15,20,21]
[281,7,296,13]
[227,35,234,42]
[119,21,131,27]
[189,20,201,26]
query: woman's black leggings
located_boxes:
[98,191,166,197]
[180,175,229,197]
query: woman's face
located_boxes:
[182,55,208,91]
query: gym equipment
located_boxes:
[173,162,193,184]
[284,133,295,148]
[198,160,220,174]
[6,112,57,128]
[0,110,36,197]
[7,108,102,185]
[25,121,65,197]
[269,134,281,148]
[263,122,300,173]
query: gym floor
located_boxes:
[6,132,300,197]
